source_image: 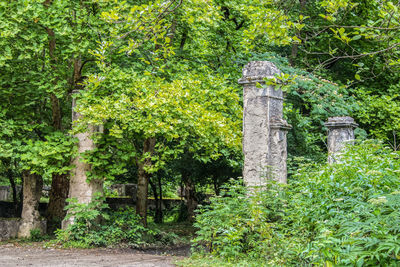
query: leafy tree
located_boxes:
[0,0,115,229]
[77,68,241,225]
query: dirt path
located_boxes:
[0,244,186,267]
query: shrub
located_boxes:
[30,228,49,242]
[55,196,180,248]
[193,181,306,266]
[192,141,400,266]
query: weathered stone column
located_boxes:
[18,171,46,237]
[239,61,291,187]
[62,90,103,229]
[325,116,358,164]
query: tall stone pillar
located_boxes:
[325,116,358,164]
[239,61,291,187]
[62,90,103,229]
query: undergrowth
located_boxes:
[190,140,400,266]
[54,199,182,248]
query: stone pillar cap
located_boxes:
[325,116,358,128]
[238,61,281,84]
[270,119,292,130]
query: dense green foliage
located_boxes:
[55,196,181,248]
[0,1,399,259]
[0,0,106,173]
[193,141,400,266]
[2,0,397,187]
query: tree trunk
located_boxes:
[136,161,149,226]
[18,171,44,238]
[46,173,69,231]
[2,159,18,214]
[62,58,103,229]
[289,43,298,66]
[149,176,163,224]
[289,0,307,66]
[7,170,18,215]
[18,174,23,217]
[157,175,163,223]
[136,137,156,227]
[149,178,157,222]
[43,3,71,228]
[213,177,221,196]
[182,172,198,223]
[47,91,70,229]
[50,93,62,129]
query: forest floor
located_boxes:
[0,242,190,267]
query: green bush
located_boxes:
[30,228,50,242]
[193,181,304,266]
[192,141,400,266]
[55,196,180,248]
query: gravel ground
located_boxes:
[0,244,188,267]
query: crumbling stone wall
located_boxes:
[1,218,46,241]
[0,218,20,241]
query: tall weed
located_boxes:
[193,141,400,266]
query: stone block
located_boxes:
[18,219,47,238]
[0,218,46,240]
[0,218,20,241]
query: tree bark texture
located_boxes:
[182,172,198,223]
[46,173,69,230]
[44,3,70,227]
[8,174,18,213]
[136,137,156,227]
[47,91,69,228]
[67,124,102,199]
[3,159,19,214]
[157,175,163,223]
[18,171,44,238]
[150,176,163,223]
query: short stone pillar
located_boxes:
[325,116,358,164]
[239,61,291,186]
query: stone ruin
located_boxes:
[239,61,358,187]
[239,61,291,186]
[325,116,358,164]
